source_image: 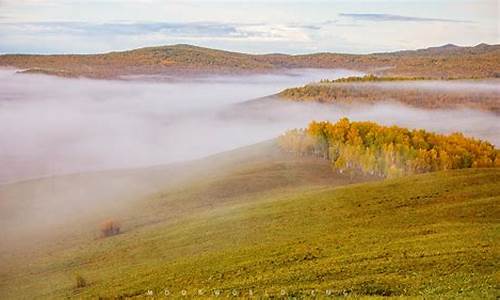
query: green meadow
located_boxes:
[0,141,498,299]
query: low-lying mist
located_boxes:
[1,68,499,184]
[0,68,362,184]
[234,97,500,145]
[1,68,499,253]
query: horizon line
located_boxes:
[0,42,496,57]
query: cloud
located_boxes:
[339,13,473,24]
[0,15,494,55]
[0,0,497,55]
[0,21,237,37]
[0,21,320,54]
[0,21,314,39]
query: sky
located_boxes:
[0,0,498,54]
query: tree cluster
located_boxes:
[278,81,500,113]
[319,75,427,83]
[279,118,500,177]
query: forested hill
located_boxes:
[277,75,500,113]
[0,43,499,79]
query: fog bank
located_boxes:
[1,68,499,253]
[0,68,361,183]
[0,69,498,184]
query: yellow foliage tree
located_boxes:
[279,118,499,178]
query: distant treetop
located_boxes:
[319,74,428,83]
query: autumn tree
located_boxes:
[279,118,499,178]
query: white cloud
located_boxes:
[0,1,497,54]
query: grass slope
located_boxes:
[0,141,366,249]
[0,151,498,298]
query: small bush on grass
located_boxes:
[75,274,87,288]
[100,219,121,237]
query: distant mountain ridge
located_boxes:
[1,43,499,79]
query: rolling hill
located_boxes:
[0,140,498,298]
[1,43,499,79]
[277,77,500,113]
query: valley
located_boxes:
[0,43,499,299]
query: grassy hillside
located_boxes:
[0,139,498,298]
[1,43,499,79]
[0,141,364,251]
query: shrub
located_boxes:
[100,219,121,237]
[75,274,87,288]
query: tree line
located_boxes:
[279,118,500,178]
[278,82,499,113]
[319,75,427,83]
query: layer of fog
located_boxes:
[362,79,500,93]
[1,68,499,184]
[0,68,362,184]
[1,68,499,255]
[234,98,500,145]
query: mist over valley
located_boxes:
[1,69,498,184]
